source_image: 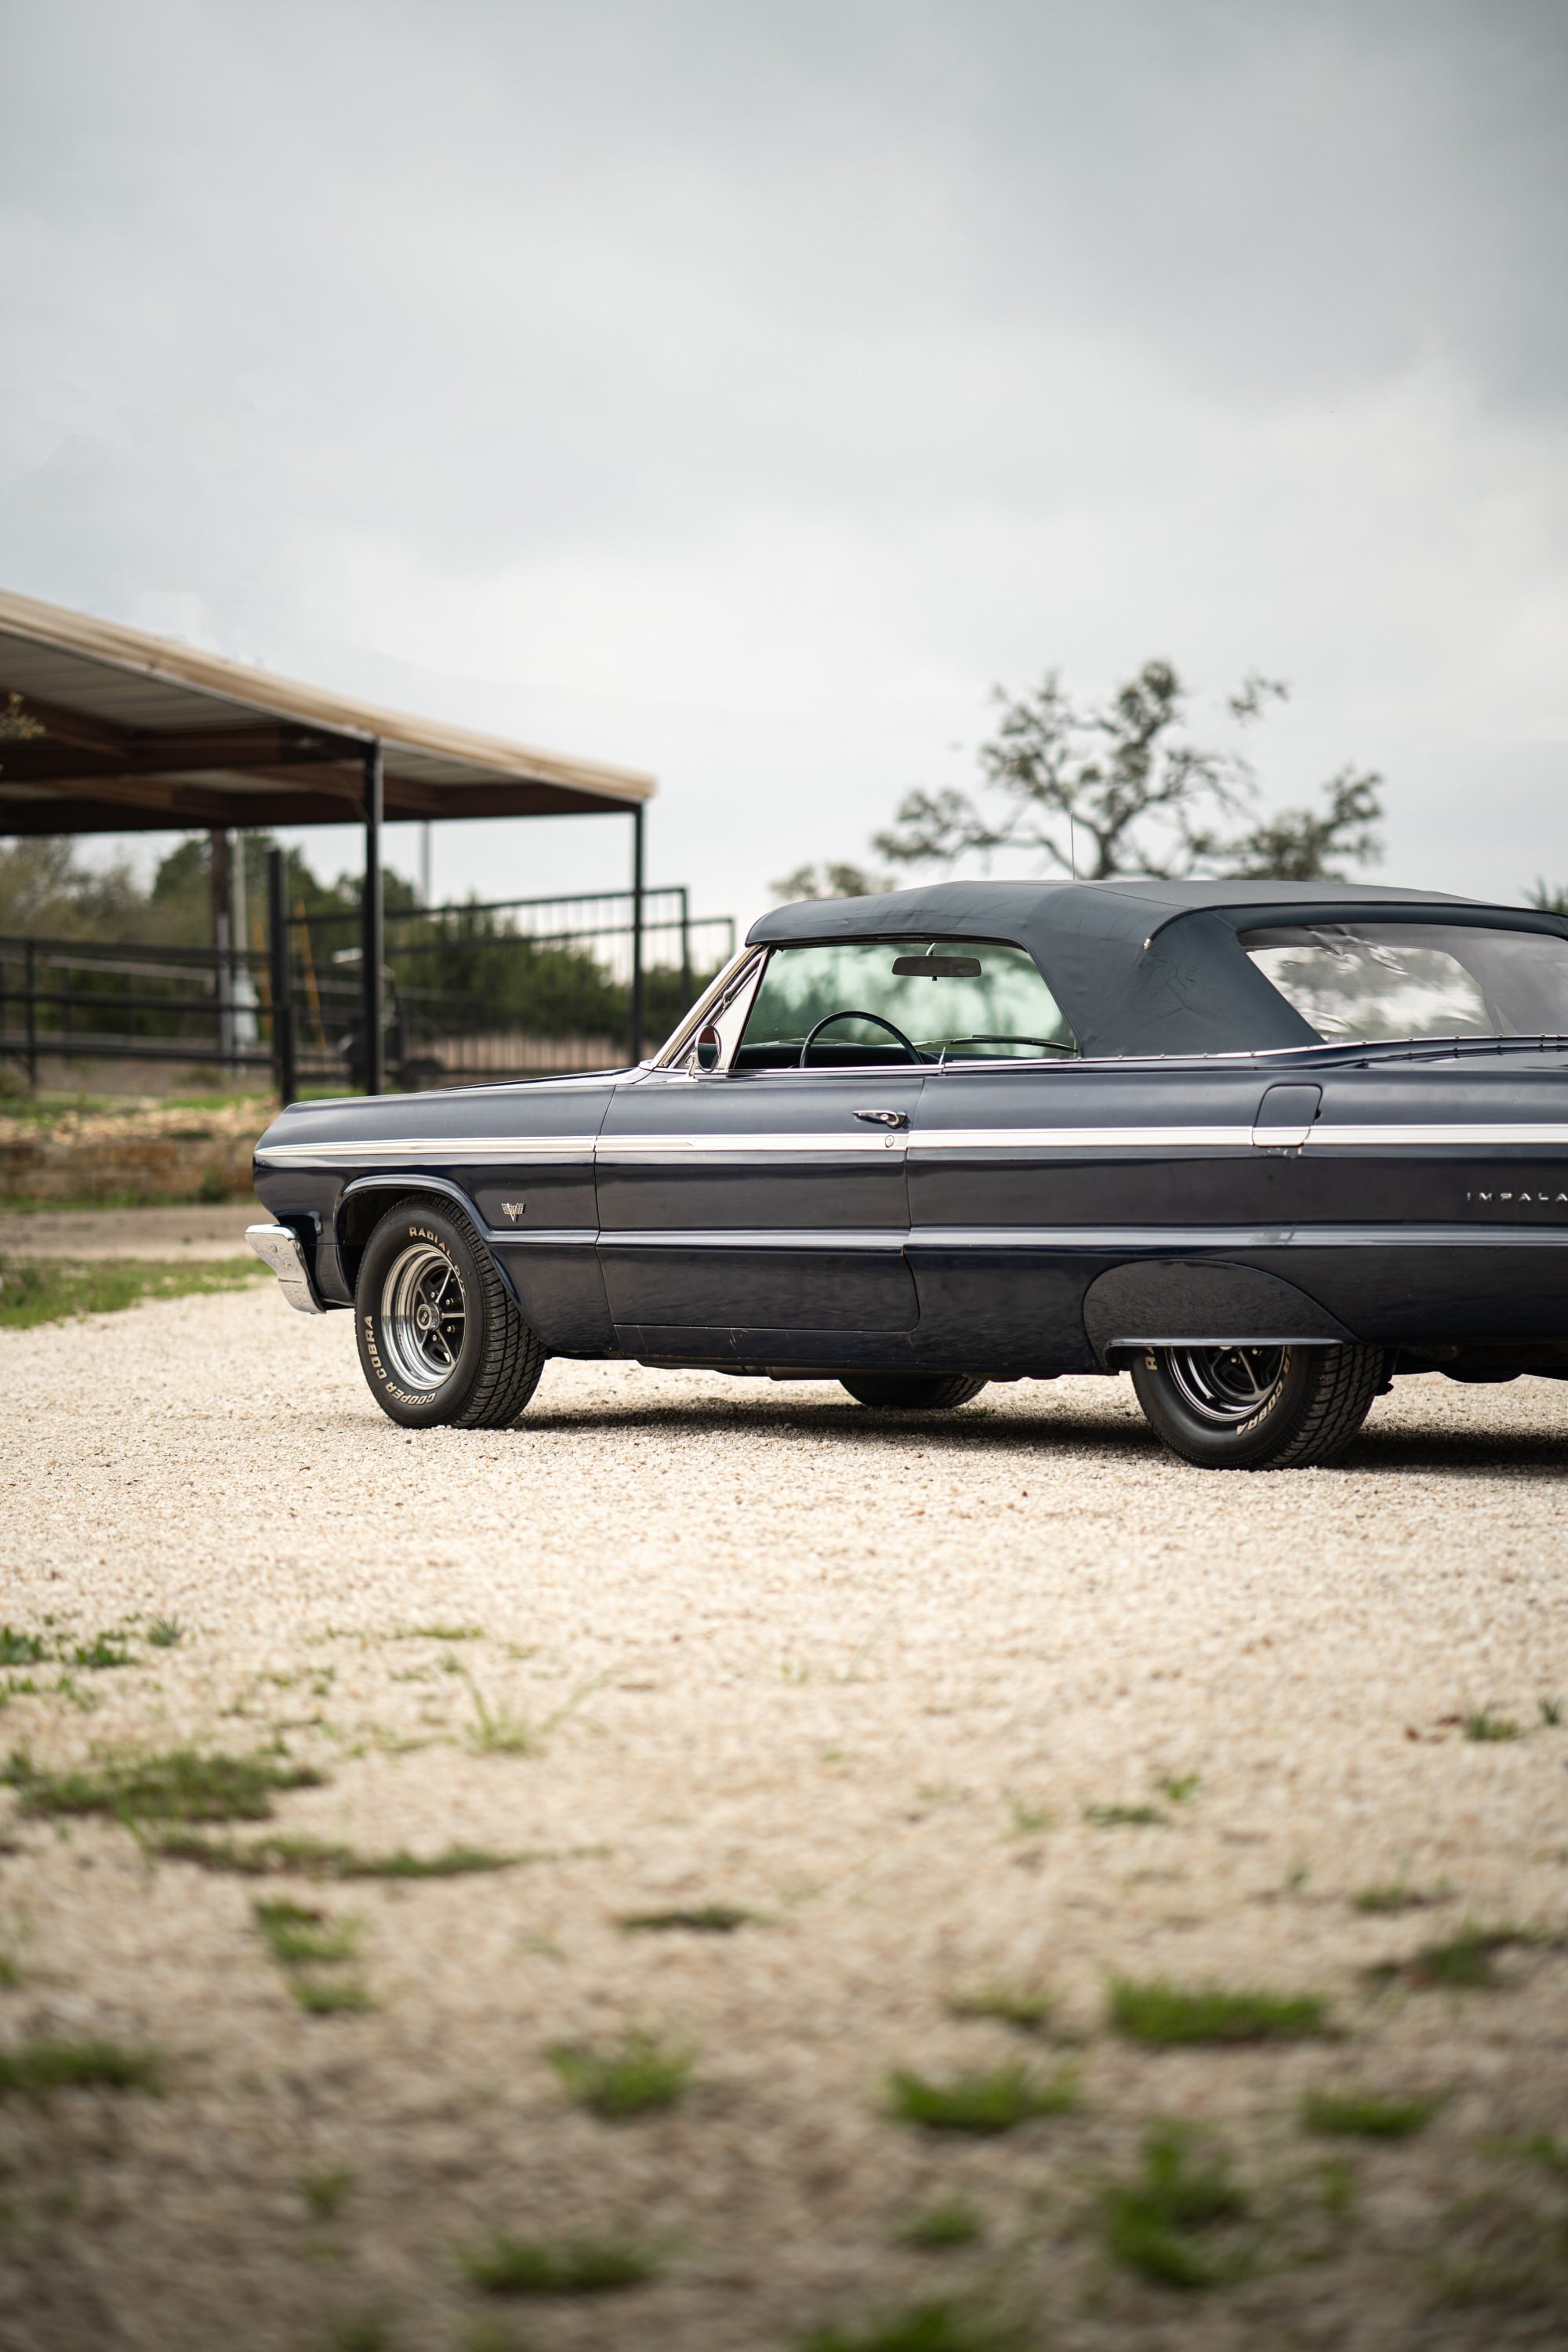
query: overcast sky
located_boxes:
[5,0,1567,937]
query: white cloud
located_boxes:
[2,0,1566,927]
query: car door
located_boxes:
[596,1062,924,1358]
[906,1058,1305,1371]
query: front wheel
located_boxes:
[1130,1343,1385,1469]
[840,1374,988,1410]
[354,1196,546,1428]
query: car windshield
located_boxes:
[1242,921,1568,1044]
[736,938,1078,1067]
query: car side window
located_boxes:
[735,939,1079,1069]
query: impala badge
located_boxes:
[1466,1189,1568,1204]
[501,1200,527,1221]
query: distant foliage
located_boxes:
[0,828,713,1044]
[771,860,894,903]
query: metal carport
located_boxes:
[0,587,656,1091]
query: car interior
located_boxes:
[714,938,1082,1069]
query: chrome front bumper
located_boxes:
[245,1222,325,1315]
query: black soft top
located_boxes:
[748,878,1566,1057]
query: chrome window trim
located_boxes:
[652,946,767,1071]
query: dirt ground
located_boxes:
[4,1272,1568,2352]
[0,1203,263,1259]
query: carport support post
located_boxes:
[267,847,296,1107]
[363,741,384,1095]
[209,826,234,1069]
[628,800,646,1065]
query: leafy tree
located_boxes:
[869,661,1381,885]
[1524,880,1568,917]
[0,836,146,940]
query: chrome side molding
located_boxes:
[245,1222,325,1315]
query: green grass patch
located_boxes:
[799,2299,1016,2351]
[155,1831,517,1878]
[0,1623,139,1673]
[1351,1883,1449,1915]
[458,2229,662,2295]
[945,1983,1054,2034]
[887,2061,1077,2134]
[64,1633,133,1671]
[1301,2088,1441,2139]
[617,1904,753,1934]
[0,2036,163,2098]
[1464,1709,1524,1743]
[290,1977,377,2016]
[463,1682,539,1755]
[254,1899,361,1968]
[1101,2122,1250,2291]
[0,1254,267,1330]
[1366,1924,1547,1993]
[897,2201,985,2250]
[1156,1772,1202,1805]
[320,2315,391,2352]
[252,1895,373,2013]
[322,2316,391,2352]
[1006,1798,1052,1835]
[1500,2131,1568,2176]
[4,1745,324,1823]
[147,1619,184,1650]
[1109,1977,1330,2045]
[1084,1803,1167,1828]
[297,2166,355,2218]
[546,2028,693,2119]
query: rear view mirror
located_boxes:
[891,954,982,979]
[693,1022,722,1072]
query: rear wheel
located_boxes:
[354,1196,546,1429]
[1130,1342,1385,1469]
[840,1374,988,1410]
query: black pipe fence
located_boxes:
[0,883,735,1097]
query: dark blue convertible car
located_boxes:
[249,877,1568,1468]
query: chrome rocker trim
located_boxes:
[245,1222,325,1315]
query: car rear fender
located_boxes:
[1082,1258,1356,1367]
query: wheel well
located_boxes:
[336,1185,463,1298]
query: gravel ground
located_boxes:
[4,1284,1568,2352]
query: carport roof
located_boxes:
[0,586,655,835]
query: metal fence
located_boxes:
[0,883,735,1094]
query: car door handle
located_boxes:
[853,1108,909,1129]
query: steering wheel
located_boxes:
[798,1009,921,1067]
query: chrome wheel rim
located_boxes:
[379,1242,466,1392]
[1165,1345,1288,1425]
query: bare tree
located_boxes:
[870,661,1381,884]
[1200,767,1382,880]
